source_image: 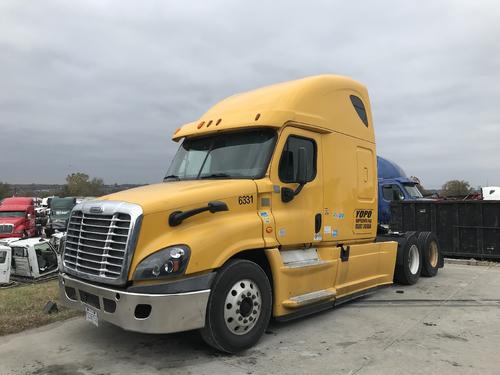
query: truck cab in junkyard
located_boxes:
[0,197,37,239]
[45,197,77,237]
[7,238,59,279]
[0,244,11,284]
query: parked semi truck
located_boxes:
[377,156,424,225]
[0,197,36,239]
[45,197,77,237]
[59,75,442,353]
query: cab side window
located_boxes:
[278,136,316,183]
[382,184,405,201]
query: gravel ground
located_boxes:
[1,263,499,375]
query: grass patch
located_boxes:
[0,279,81,336]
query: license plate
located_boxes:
[85,306,99,327]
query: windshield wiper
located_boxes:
[200,173,232,179]
[164,174,181,181]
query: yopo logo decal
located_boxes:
[354,209,373,230]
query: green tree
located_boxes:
[0,182,10,200]
[63,173,104,197]
[441,180,472,197]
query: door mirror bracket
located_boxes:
[281,183,305,203]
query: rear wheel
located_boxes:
[394,234,422,285]
[200,259,272,353]
[418,231,440,277]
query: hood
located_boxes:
[0,205,29,212]
[0,217,25,226]
[101,179,257,214]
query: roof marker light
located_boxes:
[255,113,261,121]
[216,119,222,126]
[197,121,205,129]
[206,120,213,127]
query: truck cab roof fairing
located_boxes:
[173,75,375,143]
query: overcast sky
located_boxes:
[1,0,499,188]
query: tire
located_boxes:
[418,231,440,277]
[200,259,272,353]
[394,234,422,285]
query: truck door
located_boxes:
[269,127,323,246]
[11,246,31,277]
[0,248,11,284]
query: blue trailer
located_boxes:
[377,156,424,225]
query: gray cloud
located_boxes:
[0,0,499,188]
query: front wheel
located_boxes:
[200,259,272,353]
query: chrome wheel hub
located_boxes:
[224,279,262,335]
[408,244,420,275]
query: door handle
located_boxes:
[315,213,322,233]
[340,245,350,262]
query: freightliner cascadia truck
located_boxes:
[59,75,442,353]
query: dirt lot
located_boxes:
[1,263,499,375]
[0,279,80,336]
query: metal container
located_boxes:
[390,200,500,260]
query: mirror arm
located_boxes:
[281,181,306,203]
[294,182,305,195]
[169,201,229,226]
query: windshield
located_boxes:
[0,211,25,218]
[165,129,277,180]
[403,184,423,199]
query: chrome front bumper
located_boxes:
[59,273,210,334]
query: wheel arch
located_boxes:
[225,248,274,296]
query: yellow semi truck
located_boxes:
[59,75,441,353]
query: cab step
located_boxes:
[284,259,329,269]
[281,248,328,269]
[282,289,336,309]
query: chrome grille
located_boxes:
[64,211,131,279]
[0,224,13,234]
[62,201,142,285]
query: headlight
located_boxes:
[133,245,190,281]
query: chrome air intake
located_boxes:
[62,201,142,286]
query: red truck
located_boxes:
[0,197,36,239]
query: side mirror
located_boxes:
[296,147,308,184]
[281,147,309,203]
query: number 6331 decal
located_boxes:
[238,195,254,205]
